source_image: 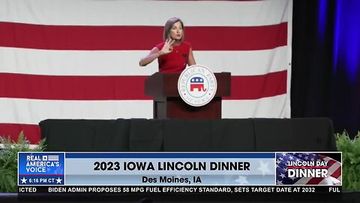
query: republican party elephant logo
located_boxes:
[190,77,207,92]
[178,65,217,107]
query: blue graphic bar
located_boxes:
[18,152,341,187]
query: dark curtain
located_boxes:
[292,0,360,137]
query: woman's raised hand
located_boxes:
[159,38,175,55]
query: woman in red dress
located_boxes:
[139,17,196,73]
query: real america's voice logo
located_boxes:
[177,65,217,107]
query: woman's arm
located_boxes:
[188,47,196,66]
[139,39,175,66]
[139,47,161,67]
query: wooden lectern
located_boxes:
[145,72,231,119]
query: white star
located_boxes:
[257,161,271,176]
[280,173,286,179]
[21,177,27,184]
[276,180,283,185]
[235,176,249,185]
[56,177,62,184]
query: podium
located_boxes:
[145,72,231,119]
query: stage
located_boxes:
[39,118,336,152]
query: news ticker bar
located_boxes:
[18,186,342,194]
[18,152,342,187]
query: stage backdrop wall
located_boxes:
[0,0,293,143]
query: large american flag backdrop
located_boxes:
[0,0,292,144]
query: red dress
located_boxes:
[155,41,191,73]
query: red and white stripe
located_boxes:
[0,0,293,143]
